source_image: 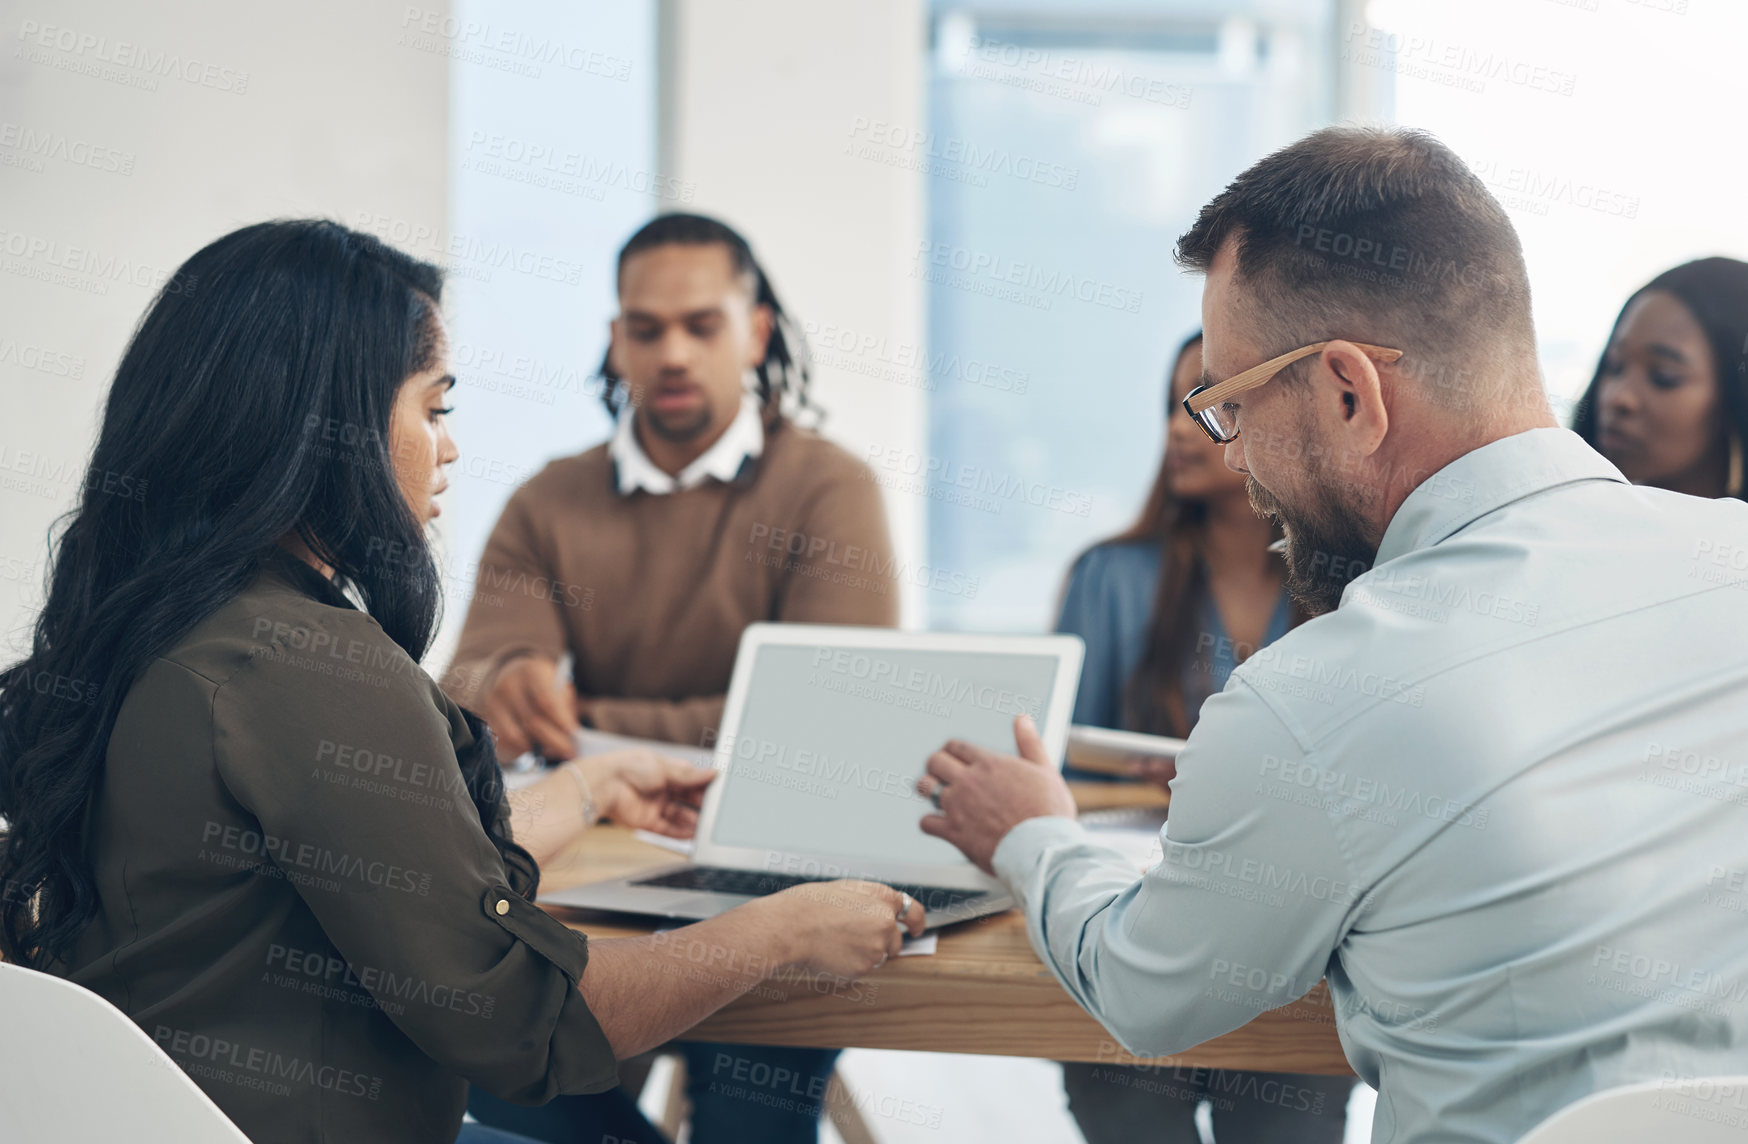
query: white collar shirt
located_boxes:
[608,391,764,496]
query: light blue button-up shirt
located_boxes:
[994,428,1748,1143]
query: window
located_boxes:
[924,0,1341,630]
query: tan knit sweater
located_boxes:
[441,419,897,747]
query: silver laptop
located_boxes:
[539,623,1084,929]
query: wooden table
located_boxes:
[538,782,1352,1075]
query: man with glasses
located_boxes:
[917,126,1748,1142]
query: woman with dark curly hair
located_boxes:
[1574,257,1748,501]
[0,219,921,1144]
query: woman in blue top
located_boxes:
[1055,332,1355,1141]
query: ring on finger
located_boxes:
[897,892,912,921]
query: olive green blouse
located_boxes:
[62,549,618,1143]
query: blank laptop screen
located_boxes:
[708,643,1062,866]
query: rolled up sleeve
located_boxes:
[211,636,619,1103]
[994,679,1357,1058]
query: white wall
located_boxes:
[0,0,448,657]
[661,0,931,626]
[1366,0,1748,415]
[0,0,930,661]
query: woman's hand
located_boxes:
[757,880,926,978]
[1124,754,1178,791]
[575,750,715,838]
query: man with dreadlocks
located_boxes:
[444,213,894,1144]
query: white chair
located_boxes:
[1517,1074,1748,1144]
[0,961,251,1143]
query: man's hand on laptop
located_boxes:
[918,714,1076,874]
[757,880,927,978]
[576,750,715,839]
[483,656,580,761]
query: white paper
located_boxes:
[899,933,939,956]
[632,829,697,855]
[1078,806,1167,871]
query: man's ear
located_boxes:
[1319,340,1389,458]
[745,303,774,370]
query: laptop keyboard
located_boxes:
[633,865,990,914]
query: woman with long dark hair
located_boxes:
[1053,332,1354,1141]
[1573,257,1748,501]
[0,220,921,1144]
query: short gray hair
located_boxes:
[1175,126,1536,410]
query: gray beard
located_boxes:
[1247,476,1378,617]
